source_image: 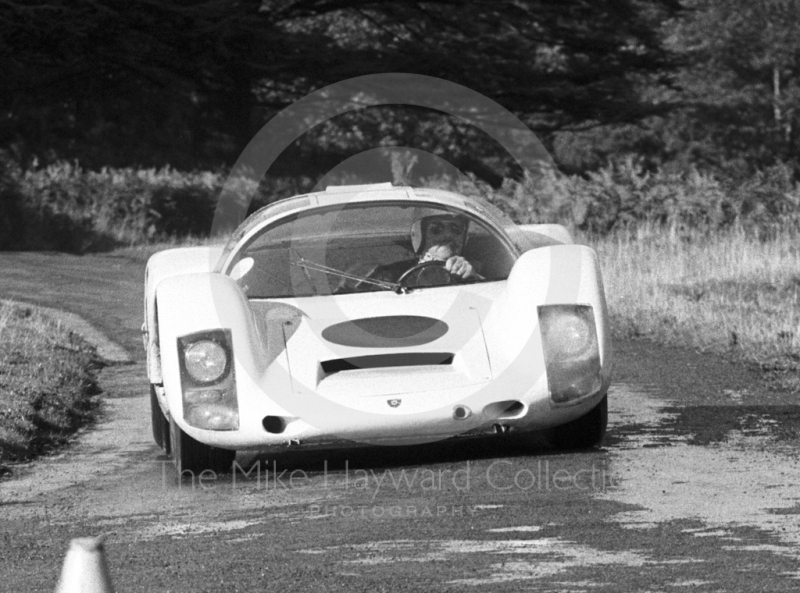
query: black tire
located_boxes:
[170,417,236,476]
[150,384,171,454]
[547,395,608,450]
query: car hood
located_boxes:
[273,292,493,403]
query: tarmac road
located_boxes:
[1,252,800,592]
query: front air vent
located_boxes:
[483,400,526,420]
[321,353,454,375]
[262,415,286,434]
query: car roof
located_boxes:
[268,182,488,216]
[236,183,504,237]
[216,183,524,272]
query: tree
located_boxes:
[661,0,800,174]
[0,0,683,172]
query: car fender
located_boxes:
[509,244,610,365]
[143,246,224,383]
[483,244,611,400]
[517,223,573,247]
[154,272,267,432]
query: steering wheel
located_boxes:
[397,260,455,288]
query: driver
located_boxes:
[372,213,478,283]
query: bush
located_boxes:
[726,163,800,238]
[2,158,800,252]
[14,163,233,252]
[11,163,290,251]
[485,158,800,237]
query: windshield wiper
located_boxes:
[290,248,318,295]
[291,257,404,292]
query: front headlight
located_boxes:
[541,313,593,359]
[178,329,238,430]
[184,340,228,384]
[539,305,602,405]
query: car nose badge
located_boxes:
[388,399,402,408]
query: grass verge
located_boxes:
[0,301,102,473]
[587,225,800,392]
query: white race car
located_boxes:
[143,183,612,474]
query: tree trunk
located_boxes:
[773,65,782,131]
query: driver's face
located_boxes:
[422,219,466,255]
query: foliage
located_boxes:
[0,0,681,172]
[485,159,800,235]
[650,0,800,175]
[2,162,310,252]
[524,0,800,180]
[3,158,800,253]
[6,164,219,252]
[5,0,800,189]
[0,302,100,466]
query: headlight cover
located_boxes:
[541,313,594,359]
[538,305,603,405]
[184,340,228,384]
[178,329,238,430]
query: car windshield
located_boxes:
[225,201,518,298]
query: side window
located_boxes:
[462,220,515,280]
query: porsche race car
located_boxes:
[143,183,612,474]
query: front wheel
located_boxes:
[546,396,608,450]
[150,384,171,454]
[170,418,236,476]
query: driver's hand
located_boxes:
[445,256,474,279]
